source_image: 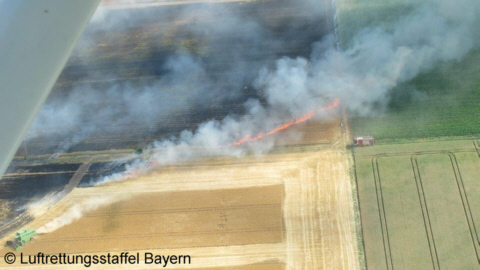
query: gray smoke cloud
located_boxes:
[28,54,234,152]
[101,0,479,181]
[30,0,480,233]
[26,0,480,168]
[37,195,119,234]
[326,0,479,114]
[26,0,328,154]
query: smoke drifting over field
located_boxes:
[124,0,480,171]
[27,0,329,153]
[37,195,118,233]
[27,0,480,232]
[103,0,479,179]
[30,0,479,153]
[29,54,232,152]
[21,0,472,160]
[25,0,478,164]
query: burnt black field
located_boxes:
[1,164,81,200]
[78,161,132,187]
[0,163,80,231]
[0,173,73,201]
[19,0,335,156]
[4,163,81,174]
[0,0,336,235]
[4,0,335,200]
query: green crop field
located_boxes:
[336,1,480,269]
[350,54,480,142]
[354,140,480,269]
[337,0,480,143]
[336,0,414,48]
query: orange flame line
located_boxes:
[225,98,340,147]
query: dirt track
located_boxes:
[0,119,359,269]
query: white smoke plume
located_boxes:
[25,0,480,155]
[95,0,480,184]
[27,54,240,153]
[28,0,480,232]
[26,0,325,154]
[37,195,118,234]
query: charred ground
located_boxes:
[1,0,338,241]
[20,0,336,155]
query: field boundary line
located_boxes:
[352,148,368,270]
[473,140,480,157]
[359,148,480,268]
[411,155,440,270]
[371,156,393,270]
[447,153,480,263]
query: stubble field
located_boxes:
[0,1,363,269]
[1,120,360,269]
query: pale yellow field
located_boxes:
[0,120,360,269]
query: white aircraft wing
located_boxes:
[0,0,101,177]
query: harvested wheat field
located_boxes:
[0,119,359,269]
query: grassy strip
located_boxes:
[349,148,367,270]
